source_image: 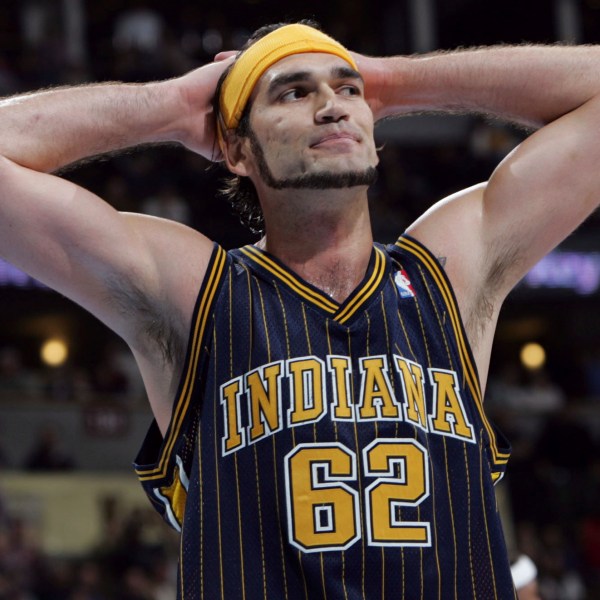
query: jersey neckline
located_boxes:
[237,243,388,325]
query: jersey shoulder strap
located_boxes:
[134,242,229,531]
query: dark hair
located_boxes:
[212,20,322,235]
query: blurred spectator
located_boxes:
[104,174,137,213]
[488,363,529,412]
[141,182,191,225]
[522,368,566,414]
[469,119,521,170]
[582,348,600,399]
[112,4,165,55]
[0,439,10,469]
[90,345,129,398]
[90,342,144,401]
[0,516,45,596]
[535,406,595,472]
[0,57,22,96]
[512,522,589,599]
[18,0,74,87]
[66,560,107,600]
[116,154,160,205]
[537,525,587,600]
[111,2,181,83]
[43,364,91,404]
[0,346,42,399]
[489,364,566,415]
[511,554,541,600]
[151,556,177,600]
[116,565,155,600]
[580,457,600,597]
[24,424,75,471]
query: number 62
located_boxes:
[284,439,431,553]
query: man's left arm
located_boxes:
[357,45,600,297]
[354,46,600,384]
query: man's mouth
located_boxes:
[310,132,360,148]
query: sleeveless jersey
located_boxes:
[135,234,516,599]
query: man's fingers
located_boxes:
[214,50,237,62]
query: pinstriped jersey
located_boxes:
[135,234,516,599]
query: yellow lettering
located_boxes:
[288,358,326,425]
[428,369,475,442]
[358,356,400,420]
[395,356,428,430]
[327,356,353,420]
[246,362,283,442]
[220,377,244,453]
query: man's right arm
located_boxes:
[0,58,232,431]
[0,57,231,171]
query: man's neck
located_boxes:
[258,189,374,303]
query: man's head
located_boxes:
[213,22,378,234]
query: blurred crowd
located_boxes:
[1,1,600,598]
[0,492,179,600]
[486,365,600,599]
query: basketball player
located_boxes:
[1,21,599,599]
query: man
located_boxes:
[0,20,598,599]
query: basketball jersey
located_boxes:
[135,234,517,599]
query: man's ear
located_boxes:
[222,132,251,177]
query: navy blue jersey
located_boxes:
[135,234,516,599]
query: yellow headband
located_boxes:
[219,24,357,135]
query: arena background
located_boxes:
[0,1,599,598]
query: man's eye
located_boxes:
[339,85,360,96]
[280,88,307,102]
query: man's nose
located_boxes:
[314,89,349,123]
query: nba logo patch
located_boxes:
[394,268,415,298]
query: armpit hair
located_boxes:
[464,290,495,350]
[105,275,185,367]
[485,235,524,294]
[464,237,523,349]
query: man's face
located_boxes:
[237,52,379,190]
